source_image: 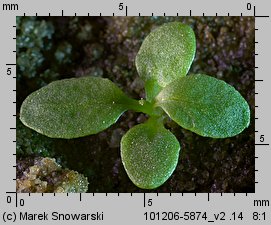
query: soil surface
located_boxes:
[16,16,255,193]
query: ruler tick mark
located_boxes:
[143,193,146,207]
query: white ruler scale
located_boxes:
[0,0,270,224]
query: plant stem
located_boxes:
[120,97,162,117]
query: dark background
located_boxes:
[16,16,255,193]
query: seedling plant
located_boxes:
[20,22,250,189]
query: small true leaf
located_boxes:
[156,74,250,138]
[20,76,129,138]
[135,22,196,101]
[121,120,180,189]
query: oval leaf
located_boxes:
[121,120,180,189]
[20,77,129,138]
[135,22,196,100]
[156,74,250,138]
